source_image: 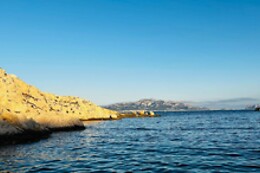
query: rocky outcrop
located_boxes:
[0,68,118,144]
[0,68,117,120]
[255,107,260,111]
[104,99,206,111]
[0,68,156,145]
[0,68,117,121]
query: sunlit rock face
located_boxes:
[0,68,118,135]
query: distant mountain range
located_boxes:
[104,98,260,111]
[103,99,207,111]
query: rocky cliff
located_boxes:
[0,68,118,143]
[0,68,117,121]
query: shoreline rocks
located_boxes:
[117,110,158,119]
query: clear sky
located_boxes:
[0,0,260,105]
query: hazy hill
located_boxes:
[104,99,206,111]
[192,98,260,110]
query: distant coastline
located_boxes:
[103,99,208,111]
[104,98,260,111]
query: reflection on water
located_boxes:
[0,110,260,172]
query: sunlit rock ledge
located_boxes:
[0,68,154,145]
[0,112,51,145]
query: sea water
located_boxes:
[0,110,259,172]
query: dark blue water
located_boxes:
[0,110,260,172]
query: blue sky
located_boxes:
[0,0,260,105]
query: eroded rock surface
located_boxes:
[0,68,117,142]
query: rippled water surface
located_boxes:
[0,110,260,172]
